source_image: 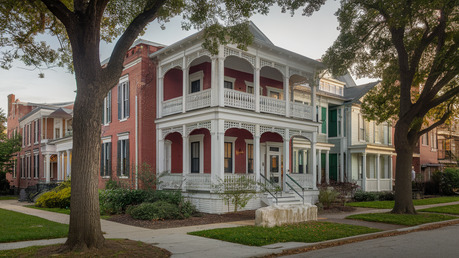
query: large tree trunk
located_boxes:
[392,121,416,214]
[64,81,105,250]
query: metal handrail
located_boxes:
[286,182,304,205]
[260,174,278,204]
[286,174,305,204]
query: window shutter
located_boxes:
[108,90,111,123]
[117,140,121,176]
[126,82,130,117]
[125,139,130,177]
[118,84,121,120]
[100,144,104,176]
[107,142,112,176]
[102,98,105,124]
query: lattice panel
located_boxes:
[162,126,183,139]
[186,121,212,135]
[260,58,272,68]
[224,121,255,134]
[289,130,312,141]
[224,47,240,58]
[289,68,307,78]
[241,53,255,67]
[186,49,211,67]
[161,58,183,77]
[260,126,285,139]
[274,63,286,76]
[223,47,255,67]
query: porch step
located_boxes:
[262,192,305,206]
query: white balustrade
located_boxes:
[186,89,212,111]
[162,97,183,116]
[289,173,314,189]
[224,89,255,110]
[185,173,212,191]
[260,96,286,116]
[290,102,313,120]
[379,179,392,191]
[365,179,378,191]
[159,173,184,190]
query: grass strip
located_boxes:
[0,208,68,243]
[0,196,17,200]
[25,205,111,219]
[346,212,457,226]
[346,196,459,209]
[419,204,459,215]
[189,221,380,246]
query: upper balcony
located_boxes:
[156,46,321,122]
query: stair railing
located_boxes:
[260,174,279,205]
[286,174,305,205]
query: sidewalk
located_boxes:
[1,200,459,257]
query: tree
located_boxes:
[322,0,459,214]
[0,109,21,193]
[1,0,326,250]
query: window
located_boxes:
[247,144,253,173]
[189,71,204,93]
[247,85,254,94]
[422,133,429,146]
[359,114,365,141]
[21,157,25,178]
[224,81,233,89]
[34,120,39,143]
[224,142,233,173]
[431,131,437,149]
[245,81,262,95]
[34,153,39,178]
[12,159,17,178]
[26,155,31,178]
[191,80,200,93]
[267,86,282,99]
[101,141,112,177]
[270,91,280,99]
[190,142,200,173]
[102,90,112,124]
[117,138,129,177]
[55,128,60,139]
[22,127,25,147]
[28,124,31,145]
[118,81,130,120]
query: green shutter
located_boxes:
[125,139,130,177]
[329,154,338,181]
[328,109,337,137]
[117,140,121,176]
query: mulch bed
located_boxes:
[106,210,256,229]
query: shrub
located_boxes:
[353,190,379,202]
[378,191,395,201]
[105,179,120,190]
[440,168,459,195]
[99,189,186,214]
[318,187,340,209]
[35,181,71,209]
[127,201,180,220]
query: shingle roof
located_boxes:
[344,81,380,104]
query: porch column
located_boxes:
[44,118,47,140]
[311,132,317,190]
[45,154,50,183]
[317,149,322,185]
[157,129,165,174]
[325,150,330,184]
[57,152,61,181]
[66,150,71,179]
[218,47,225,107]
[283,129,290,191]
[284,68,290,117]
[211,119,225,186]
[362,153,367,191]
[389,155,393,191]
[254,125,261,183]
[339,151,344,182]
[182,125,189,191]
[157,65,164,118]
[376,153,381,191]
[311,78,317,122]
[182,58,188,112]
[211,57,218,107]
[254,65,260,113]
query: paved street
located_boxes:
[286,223,459,258]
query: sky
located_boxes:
[0,1,374,115]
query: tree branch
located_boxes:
[418,110,451,136]
[40,0,74,28]
[103,0,167,91]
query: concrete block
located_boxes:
[255,204,318,227]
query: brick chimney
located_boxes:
[7,94,15,117]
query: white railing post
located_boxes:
[254,59,260,113]
[376,153,381,191]
[182,125,188,192]
[326,150,330,184]
[182,60,188,113]
[362,153,367,191]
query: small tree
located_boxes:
[213,175,257,212]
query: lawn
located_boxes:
[346,196,459,209]
[346,212,457,226]
[189,221,380,246]
[0,196,17,200]
[419,204,459,215]
[0,208,68,243]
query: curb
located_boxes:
[258,218,459,257]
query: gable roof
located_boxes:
[344,81,380,104]
[248,21,273,45]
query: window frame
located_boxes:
[103,90,112,125]
[117,133,130,178]
[245,139,254,174]
[223,136,236,174]
[189,71,204,94]
[101,137,112,178]
[33,152,39,178]
[118,79,130,121]
[189,134,204,173]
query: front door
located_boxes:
[267,146,282,186]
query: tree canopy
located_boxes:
[323,0,458,214]
[0,109,21,175]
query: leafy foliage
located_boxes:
[353,190,395,202]
[213,176,258,212]
[35,180,71,209]
[318,187,339,209]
